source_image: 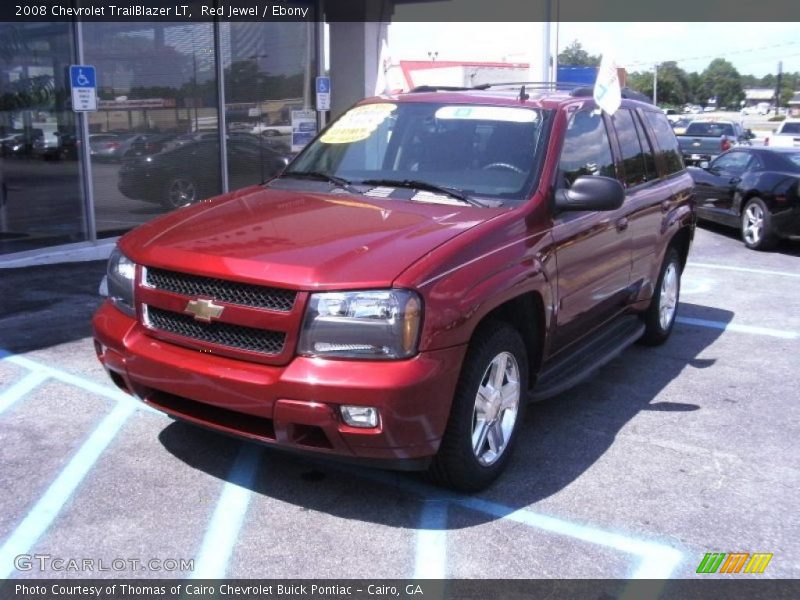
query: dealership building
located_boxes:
[0,2,454,265]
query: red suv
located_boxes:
[93,85,695,490]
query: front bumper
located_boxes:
[93,301,465,468]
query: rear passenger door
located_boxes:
[609,108,670,296]
[550,107,633,353]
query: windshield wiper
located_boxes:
[359,178,487,207]
[281,170,360,193]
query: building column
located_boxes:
[326,1,393,118]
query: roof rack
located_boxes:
[407,82,654,105]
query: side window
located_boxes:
[611,109,647,187]
[643,111,684,175]
[711,151,752,174]
[633,112,658,181]
[559,109,616,187]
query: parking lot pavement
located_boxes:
[0,227,798,580]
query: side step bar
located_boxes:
[530,315,645,402]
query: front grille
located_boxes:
[147,306,285,355]
[145,267,296,312]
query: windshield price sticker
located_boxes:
[435,106,538,122]
[321,103,397,144]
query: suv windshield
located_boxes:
[284,102,547,202]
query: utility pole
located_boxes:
[653,63,658,105]
[774,60,783,115]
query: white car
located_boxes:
[765,119,800,148]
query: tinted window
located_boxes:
[559,109,615,187]
[612,109,648,187]
[685,122,736,137]
[633,112,658,180]
[712,151,754,173]
[779,122,800,135]
[643,111,684,175]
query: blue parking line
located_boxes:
[413,501,448,579]
[0,350,163,416]
[191,443,262,579]
[676,316,798,340]
[0,401,134,579]
[0,371,48,416]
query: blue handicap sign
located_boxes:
[70,65,96,89]
[316,77,330,94]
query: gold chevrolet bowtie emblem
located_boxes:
[184,298,224,322]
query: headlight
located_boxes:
[298,290,421,359]
[107,246,136,317]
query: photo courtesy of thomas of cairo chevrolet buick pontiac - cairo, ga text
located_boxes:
[93,84,696,491]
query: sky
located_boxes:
[387,22,800,78]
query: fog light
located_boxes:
[340,405,379,428]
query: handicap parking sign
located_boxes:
[315,76,330,111]
[70,65,97,112]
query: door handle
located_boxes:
[615,217,629,232]
[661,200,671,213]
[729,177,741,185]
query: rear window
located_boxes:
[685,122,736,137]
[779,122,800,135]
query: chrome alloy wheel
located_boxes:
[743,203,764,245]
[472,351,521,466]
[659,261,679,331]
[167,178,197,207]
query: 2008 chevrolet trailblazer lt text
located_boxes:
[93,84,696,491]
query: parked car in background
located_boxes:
[688,147,800,250]
[118,137,291,208]
[765,119,800,148]
[670,117,692,136]
[676,120,752,165]
[96,86,695,491]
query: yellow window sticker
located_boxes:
[321,103,396,144]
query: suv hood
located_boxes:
[120,186,501,290]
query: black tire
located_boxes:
[161,176,201,210]
[640,247,681,346]
[427,322,529,492]
[741,197,777,251]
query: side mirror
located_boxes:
[699,161,710,169]
[555,175,625,212]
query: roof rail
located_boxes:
[409,84,491,93]
[480,81,584,90]
[570,86,654,105]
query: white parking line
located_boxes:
[676,317,799,340]
[687,262,800,279]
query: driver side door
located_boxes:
[694,150,756,224]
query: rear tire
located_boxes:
[741,197,777,251]
[640,247,681,346]
[427,322,528,492]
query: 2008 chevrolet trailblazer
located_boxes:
[93,84,695,490]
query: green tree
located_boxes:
[699,59,744,108]
[654,61,689,106]
[557,40,600,67]
[686,72,702,104]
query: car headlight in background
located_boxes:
[106,246,136,317]
[298,290,421,359]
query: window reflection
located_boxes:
[83,23,220,234]
[0,23,84,254]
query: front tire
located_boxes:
[428,322,528,492]
[741,197,777,251]
[640,247,681,346]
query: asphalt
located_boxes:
[0,224,798,582]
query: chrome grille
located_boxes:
[147,307,285,355]
[145,268,296,312]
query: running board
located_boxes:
[529,315,645,402]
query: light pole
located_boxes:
[653,63,658,105]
